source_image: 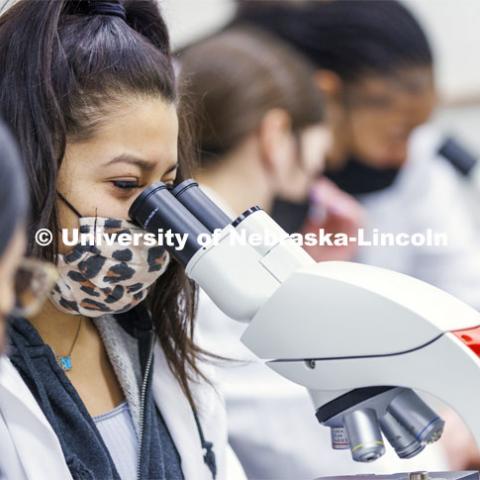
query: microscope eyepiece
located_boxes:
[129,181,212,266]
[129,182,169,224]
[171,179,232,232]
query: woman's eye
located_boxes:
[112,180,141,190]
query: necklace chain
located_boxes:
[55,317,83,372]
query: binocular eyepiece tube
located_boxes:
[129,182,210,266]
[131,179,283,321]
[171,179,232,232]
[129,179,233,266]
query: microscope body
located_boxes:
[242,259,480,460]
[130,179,480,468]
[185,207,480,462]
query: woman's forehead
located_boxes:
[64,98,179,173]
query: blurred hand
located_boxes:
[301,177,366,262]
[440,408,480,469]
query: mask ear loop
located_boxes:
[57,193,101,246]
[94,208,98,237]
[57,192,84,218]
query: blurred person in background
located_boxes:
[179,26,449,478]
[235,0,480,311]
[234,0,480,470]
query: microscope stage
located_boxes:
[317,472,479,480]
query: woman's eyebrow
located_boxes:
[104,154,178,174]
[104,154,156,171]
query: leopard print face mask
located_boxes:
[50,198,171,317]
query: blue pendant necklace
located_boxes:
[56,317,83,372]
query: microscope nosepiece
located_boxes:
[343,408,385,462]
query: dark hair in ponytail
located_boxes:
[0,0,203,407]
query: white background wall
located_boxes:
[162,0,234,51]
[405,0,480,101]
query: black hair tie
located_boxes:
[87,0,126,20]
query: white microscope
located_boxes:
[130,180,480,478]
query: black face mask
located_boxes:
[326,155,402,195]
[271,155,402,233]
[271,197,311,235]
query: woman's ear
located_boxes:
[257,108,293,175]
[314,69,343,100]
[313,70,349,168]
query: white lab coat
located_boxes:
[0,345,245,480]
[196,186,449,478]
[355,123,480,310]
